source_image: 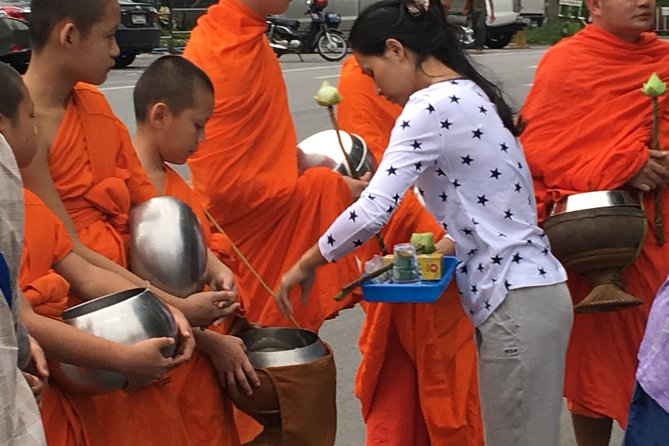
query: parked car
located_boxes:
[0,1,30,73]
[0,1,160,70]
[116,0,161,68]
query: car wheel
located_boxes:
[485,32,514,49]
[114,52,137,69]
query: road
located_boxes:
[101,49,624,446]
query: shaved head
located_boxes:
[29,0,112,51]
[0,63,27,121]
[134,56,214,122]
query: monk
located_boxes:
[0,62,47,446]
[519,0,669,444]
[133,56,275,446]
[20,189,195,445]
[336,56,483,445]
[19,1,234,444]
[183,0,368,331]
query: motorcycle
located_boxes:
[266,0,348,62]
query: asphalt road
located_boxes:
[102,48,624,446]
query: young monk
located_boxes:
[336,55,483,445]
[19,1,236,444]
[183,0,368,332]
[1,59,195,446]
[519,0,669,443]
[133,55,270,446]
[0,62,47,446]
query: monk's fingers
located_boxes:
[273,284,294,317]
[226,372,241,399]
[234,366,254,396]
[241,357,260,388]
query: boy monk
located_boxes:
[20,1,237,444]
[133,55,270,445]
[1,60,194,446]
[22,0,235,327]
[184,0,368,331]
[337,56,483,445]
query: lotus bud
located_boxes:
[314,80,343,107]
[642,72,667,97]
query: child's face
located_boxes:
[1,95,37,168]
[69,0,121,85]
[159,88,214,165]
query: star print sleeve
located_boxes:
[318,96,443,262]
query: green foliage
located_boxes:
[525,18,584,45]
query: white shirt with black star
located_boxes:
[319,79,567,327]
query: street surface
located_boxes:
[102,48,624,446]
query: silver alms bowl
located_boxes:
[53,288,178,394]
[129,196,207,297]
[237,327,328,369]
[297,129,376,178]
[550,190,641,215]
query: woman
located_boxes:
[275,1,573,445]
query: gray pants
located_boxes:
[470,11,487,50]
[476,283,573,446]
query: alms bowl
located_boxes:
[52,288,177,394]
[129,196,207,297]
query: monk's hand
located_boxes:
[342,172,372,201]
[208,265,237,297]
[22,372,45,405]
[209,334,260,397]
[170,306,196,364]
[628,150,669,192]
[25,336,48,404]
[274,260,316,318]
[183,290,241,327]
[120,336,186,392]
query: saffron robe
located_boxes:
[20,189,97,446]
[338,57,484,444]
[45,84,192,445]
[183,0,360,332]
[519,24,669,425]
[162,166,241,446]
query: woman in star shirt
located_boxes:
[275,1,573,445]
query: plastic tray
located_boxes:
[361,256,458,303]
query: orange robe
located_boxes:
[519,25,669,425]
[183,0,360,331]
[20,189,99,446]
[45,84,192,445]
[337,57,483,445]
[162,166,241,446]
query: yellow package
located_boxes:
[383,254,443,280]
[417,254,443,280]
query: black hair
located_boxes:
[349,0,518,136]
[29,0,110,51]
[133,56,215,123]
[0,63,27,122]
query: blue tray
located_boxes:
[361,256,458,303]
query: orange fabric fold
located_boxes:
[183,0,360,331]
[45,84,199,445]
[163,166,241,446]
[338,57,483,445]
[520,25,669,425]
[20,189,98,446]
[48,83,156,267]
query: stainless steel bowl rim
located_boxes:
[550,190,641,215]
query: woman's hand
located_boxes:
[274,261,316,318]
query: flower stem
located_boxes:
[651,97,664,245]
[328,105,357,178]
